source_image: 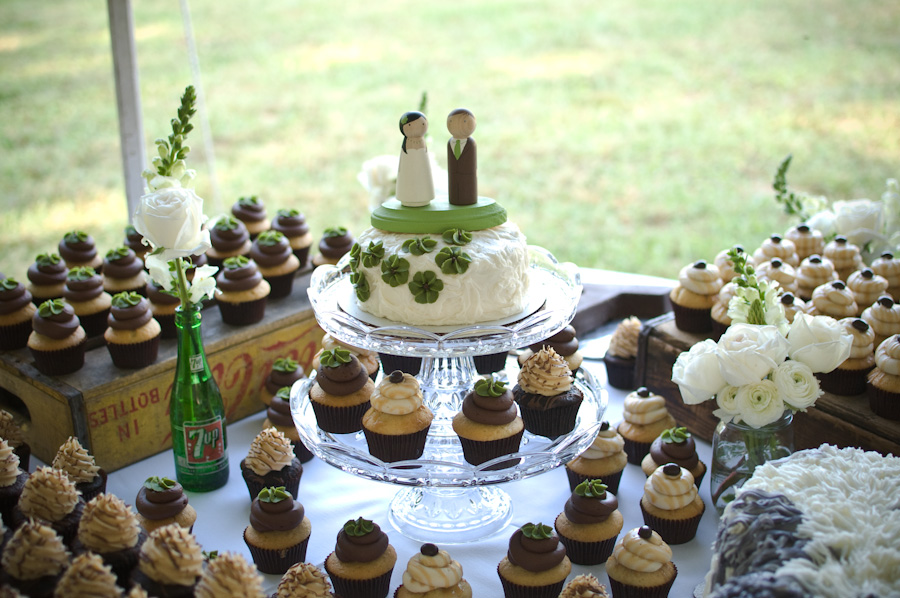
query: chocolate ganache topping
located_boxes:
[216,257,263,292]
[266,358,304,395]
[462,377,517,425]
[58,230,98,264]
[104,247,144,278]
[564,479,618,524]
[136,476,189,520]
[334,517,390,563]
[124,225,146,254]
[0,279,32,315]
[529,325,579,357]
[318,227,354,259]
[210,217,250,252]
[232,196,267,224]
[250,231,293,267]
[250,487,304,532]
[64,267,104,302]
[108,293,153,330]
[272,209,310,237]
[649,427,699,470]
[146,280,180,306]
[507,523,567,573]
[316,349,369,395]
[28,253,68,286]
[32,300,80,339]
[267,389,294,427]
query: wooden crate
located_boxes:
[0,272,323,472]
[635,312,900,456]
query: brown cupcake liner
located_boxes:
[603,354,636,390]
[0,319,33,351]
[264,271,297,299]
[518,399,582,440]
[12,498,85,547]
[325,554,394,598]
[107,335,160,369]
[710,318,729,341]
[30,338,86,376]
[76,469,108,503]
[291,438,315,463]
[0,471,27,527]
[566,467,623,495]
[73,529,146,589]
[474,351,509,375]
[818,367,871,397]
[378,353,422,376]
[218,296,267,326]
[130,567,196,598]
[867,382,900,420]
[671,303,712,334]
[244,529,310,575]
[498,565,566,598]
[557,531,618,566]
[78,308,110,338]
[622,437,653,466]
[241,457,303,499]
[607,564,677,598]
[6,573,63,598]
[364,425,430,463]
[310,398,370,434]
[293,246,311,270]
[458,429,524,470]
[639,503,703,545]
[155,312,178,339]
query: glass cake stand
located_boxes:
[290,246,607,543]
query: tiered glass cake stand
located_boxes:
[290,246,606,543]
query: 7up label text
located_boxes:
[183,417,225,464]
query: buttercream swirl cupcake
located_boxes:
[784,223,825,262]
[26,253,67,305]
[870,251,900,299]
[232,195,270,237]
[518,325,584,374]
[751,234,799,268]
[363,371,433,463]
[73,493,145,588]
[395,543,472,598]
[325,517,397,598]
[1,518,71,597]
[796,255,837,301]
[498,522,571,598]
[669,260,722,333]
[243,486,311,575]
[58,230,103,272]
[560,574,610,598]
[555,479,624,566]
[605,525,676,598]
[195,551,266,598]
[807,281,858,319]
[207,215,252,267]
[713,245,745,283]
[514,347,583,439]
[12,465,85,546]
[51,436,106,502]
[818,318,875,396]
[0,438,27,527]
[274,562,334,598]
[639,463,704,545]
[215,255,271,325]
[617,387,676,465]
[640,427,706,487]
[867,334,900,420]
[131,524,204,598]
[241,427,303,499]
[265,387,314,463]
[452,375,524,469]
[0,278,36,351]
[271,208,314,267]
[824,235,864,282]
[54,551,121,598]
[102,246,146,296]
[780,292,806,323]
[710,283,737,340]
[27,299,87,375]
[124,224,149,261]
[0,410,30,470]
[755,258,797,295]
[104,292,162,369]
[313,226,355,267]
[862,295,900,349]
[261,356,306,405]
[313,333,380,380]
[309,348,375,434]
[566,421,627,494]
[603,317,641,389]
[63,266,112,337]
[847,268,888,316]
[250,230,301,299]
[134,476,197,533]
[145,278,180,339]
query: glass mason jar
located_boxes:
[170,303,229,492]
[709,410,793,515]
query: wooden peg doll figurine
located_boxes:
[396,111,435,207]
[446,108,477,206]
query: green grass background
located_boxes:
[1,1,898,280]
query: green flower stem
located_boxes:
[173,257,192,307]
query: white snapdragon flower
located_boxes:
[144,254,174,292]
[188,264,218,304]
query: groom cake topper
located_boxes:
[446,108,477,206]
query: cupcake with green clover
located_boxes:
[250,230,301,299]
[243,486,311,575]
[271,208,314,267]
[26,252,68,306]
[313,226,355,267]
[313,332,380,381]
[207,215,252,268]
[452,375,524,469]
[232,195,270,239]
[565,421,627,494]
[134,476,197,533]
[0,277,36,351]
[241,427,303,499]
[102,246,147,296]
[264,387,315,463]
[215,255,271,325]
[324,517,397,598]
[145,278,181,338]
[514,346,583,439]
[27,298,87,376]
[261,356,306,406]
[58,230,103,272]
[309,348,375,434]
[104,292,161,369]
[497,522,572,598]
[63,266,112,337]
[554,479,623,566]
[362,370,433,463]
[640,426,706,488]
[124,224,150,261]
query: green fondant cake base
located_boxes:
[370,196,507,233]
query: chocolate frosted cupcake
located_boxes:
[243,486,311,575]
[518,324,583,374]
[25,253,67,305]
[272,208,314,268]
[124,224,150,261]
[565,421,627,494]
[640,427,706,487]
[251,230,301,298]
[131,524,203,598]
[264,387,315,463]
[314,333,380,381]
[603,317,641,390]
[497,522,572,598]
[325,517,397,598]
[58,230,103,272]
[232,195,270,238]
[104,292,161,369]
[241,427,303,499]
[395,544,472,598]
[207,215,252,268]
[669,260,721,333]
[605,525,676,598]
[617,387,676,465]
[513,347,583,439]
[313,226,355,267]
[452,375,524,469]
[51,436,107,502]
[135,476,197,533]
[0,438,27,527]
[11,465,85,546]
[640,463,704,545]
[195,551,266,598]
[27,299,86,375]
[0,278,36,351]
[1,519,71,598]
[73,493,146,588]
[146,279,180,339]
[63,266,112,337]
[102,246,147,296]
[0,411,30,471]
[261,356,305,406]
[818,317,875,396]
[215,256,271,325]
[55,551,122,597]
[555,479,624,565]
[309,349,375,434]
[362,371,433,463]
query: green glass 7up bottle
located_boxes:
[170,303,229,491]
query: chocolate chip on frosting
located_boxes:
[853,319,870,333]
[389,370,405,383]
[637,387,651,398]
[638,525,653,539]
[663,463,681,477]
[879,296,894,308]
[421,543,439,556]
[693,260,707,269]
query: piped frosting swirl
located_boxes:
[643,464,698,510]
[0,438,22,487]
[138,524,204,587]
[607,317,641,359]
[401,545,465,593]
[517,347,572,396]
[244,427,295,476]
[623,388,670,425]
[19,465,79,522]
[1,518,71,580]
[677,261,722,295]
[370,372,423,415]
[52,436,100,484]
[611,526,672,573]
[275,562,332,598]
[195,552,265,598]
[54,552,121,598]
[78,493,141,552]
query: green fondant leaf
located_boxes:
[574,479,608,498]
[442,228,472,246]
[238,195,261,207]
[275,386,292,400]
[474,376,507,397]
[67,266,97,282]
[144,476,177,492]
[111,291,143,309]
[256,230,285,247]
[0,278,18,291]
[106,246,131,260]
[63,230,90,244]
[277,208,300,218]
[351,270,370,301]
[258,486,291,503]
[434,247,471,275]
[223,255,250,269]
[349,242,361,271]
[320,347,352,368]
[213,216,241,231]
[343,517,375,537]
[381,255,410,287]
[273,357,299,373]
[38,299,67,318]
[361,241,385,268]
[402,237,437,256]
[408,271,443,304]
[323,226,348,238]
[661,426,690,444]
[521,522,553,540]
[35,253,61,267]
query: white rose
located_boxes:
[833,198,883,247]
[672,339,727,405]
[133,187,211,262]
[188,264,218,303]
[712,385,741,423]
[805,208,836,238]
[771,360,822,411]
[734,379,785,428]
[716,324,790,387]
[787,314,853,373]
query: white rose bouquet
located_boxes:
[132,86,217,307]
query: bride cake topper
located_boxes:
[396,111,436,207]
